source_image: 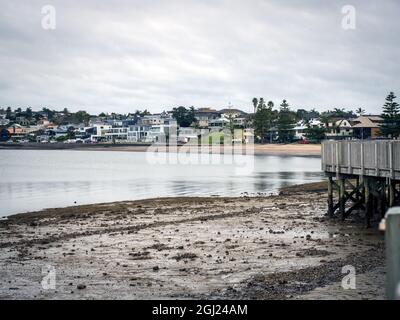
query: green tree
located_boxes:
[296,108,320,121]
[380,92,400,138]
[139,109,151,116]
[56,135,68,142]
[6,107,12,119]
[42,107,55,121]
[253,99,275,143]
[133,109,151,119]
[67,126,76,139]
[305,126,326,143]
[277,100,295,143]
[252,97,258,115]
[25,107,33,119]
[0,128,10,141]
[74,110,91,125]
[172,106,196,127]
[322,108,355,119]
[356,107,366,116]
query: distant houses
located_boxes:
[322,115,384,141]
[0,105,389,145]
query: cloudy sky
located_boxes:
[0,0,399,114]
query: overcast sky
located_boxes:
[0,0,399,114]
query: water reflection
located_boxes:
[0,150,323,216]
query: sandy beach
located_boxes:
[95,143,322,156]
[0,143,321,156]
[0,182,384,300]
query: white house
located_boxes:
[292,121,308,140]
[127,125,150,142]
[139,114,163,126]
[91,124,113,141]
[325,119,353,139]
[308,118,324,128]
[209,117,229,128]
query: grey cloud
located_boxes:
[0,0,399,114]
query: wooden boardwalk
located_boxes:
[322,140,400,179]
[321,140,400,227]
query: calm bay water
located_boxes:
[0,149,323,217]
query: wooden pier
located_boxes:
[321,140,400,227]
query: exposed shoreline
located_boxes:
[0,181,384,300]
[0,143,321,157]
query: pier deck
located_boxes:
[322,140,400,179]
[321,140,400,227]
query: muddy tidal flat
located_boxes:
[0,182,384,300]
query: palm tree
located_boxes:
[356,108,366,116]
[252,98,258,115]
[258,98,265,110]
[333,108,345,117]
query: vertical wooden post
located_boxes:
[365,177,372,228]
[339,177,346,221]
[336,142,340,179]
[389,179,395,207]
[356,176,360,202]
[328,176,334,217]
[389,141,394,179]
[380,180,387,218]
[371,179,377,217]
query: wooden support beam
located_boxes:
[327,176,334,217]
[330,178,364,220]
[331,180,340,191]
[380,181,387,218]
[345,179,356,190]
[393,182,400,206]
[356,177,360,203]
[365,177,372,228]
[389,179,395,207]
[344,200,365,219]
[343,184,365,220]
[339,177,346,221]
[344,189,362,204]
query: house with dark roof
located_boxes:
[193,108,221,128]
[350,115,383,139]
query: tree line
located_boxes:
[2,91,400,142]
[252,91,400,143]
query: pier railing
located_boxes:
[322,140,400,180]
